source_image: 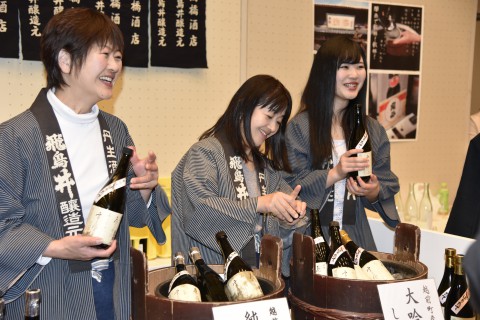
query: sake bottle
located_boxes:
[340,230,394,280]
[310,209,330,276]
[83,147,132,247]
[444,254,476,320]
[189,247,229,302]
[418,182,433,229]
[167,252,202,302]
[0,297,4,320]
[327,221,356,279]
[438,248,456,313]
[438,182,449,215]
[404,183,418,223]
[348,104,372,183]
[215,231,264,301]
[25,289,41,320]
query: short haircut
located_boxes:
[40,7,124,89]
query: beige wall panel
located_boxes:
[0,0,477,206]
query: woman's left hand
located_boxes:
[128,147,159,202]
[346,173,380,203]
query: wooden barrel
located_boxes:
[131,234,285,320]
[289,223,428,319]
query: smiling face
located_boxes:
[56,43,123,113]
[249,105,286,150]
[72,44,123,106]
[334,57,366,111]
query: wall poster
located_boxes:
[314,0,424,141]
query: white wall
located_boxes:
[0,0,477,211]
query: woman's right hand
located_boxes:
[43,236,117,261]
[327,149,369,186]
[257,185,306,224]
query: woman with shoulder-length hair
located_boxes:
[285,36,400,251]
[172,74,307,277]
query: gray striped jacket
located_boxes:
[171,137,301,275]
[284,111,400,250]
[0,89,169,319]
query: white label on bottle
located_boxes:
[450,317,475,320]
[315,262,328,276]
[225,270,264,301]
[94,178,127,202]
[83,205,122,245]
[314,236,325,244]
[168,283,202,302]
[362,260,394,280]
[329,245,347,265]
[354,264,370,280]
[168,270,189,293]
[353,247,364,265]
[332,267,356,279]
[355,131,369,149]
[357,151,372,177]
[440,287,451,304]
[451,288,471,315]
[224,251,238,280]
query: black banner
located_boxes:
[17,0,148,68]
[1,0,206,68]
[150,0,207,68]
[0,1,20,58]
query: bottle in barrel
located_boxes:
[340,230,394,280]
[189,247,229,302]
[347,104,372,183]
[438,248,456,313]
[215,231,264,301]
[0,296,4,320]
[165,252,202,302]
[444,254,476,320]
[327,221,356,279]
[25,289,41,320]
[83,147,132,248]
[310,209,330,276]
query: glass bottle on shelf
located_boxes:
[404,183,417,222]
[438,182,449,215]
[418,182,433,229]
[394,191,405,222]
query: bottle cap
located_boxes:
[445,248,456,257]
[215,231,227,240]
[329,221,340,227]
[122,147,133,155]
[339,230,352,244]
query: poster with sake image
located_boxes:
[313,0,369,54]
[313,1,423,141]
[368,72,420,141]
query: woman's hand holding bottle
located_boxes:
[257,185,306,225]
[327,149,369,187]
[346,173,380,203]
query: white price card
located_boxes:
[212,297,290,320]
[377,278,443,320]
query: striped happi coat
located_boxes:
[285,111,400,251]
[0,89,169,319]
[171,136,301,276]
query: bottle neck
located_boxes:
[329,225,342,249]
[217,236,235,259]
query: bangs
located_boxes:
[259,88,291,114]
[95,24,124,54]
[337,44,363,65]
